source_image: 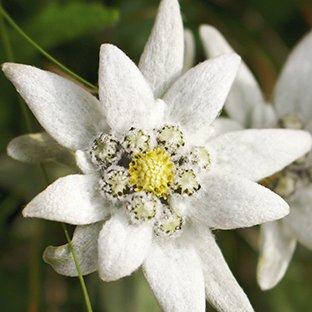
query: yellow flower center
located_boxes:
[128,147,175,198]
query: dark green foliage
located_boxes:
[0,0,311,311]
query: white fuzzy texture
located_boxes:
[99,44,163,134]
[250,102,277,128]
[2,63,107,150]
[43,222,103,276]
[183,29,195,73]
[274,30,312,122]
[208,117,243,140]
[188,172,289,230]
[23,174,109,225]
[209,129,312,182]
[75,150,97,174]
[199,25,266,128]
[163,54,240,137]
[287,185,312,249]
[257,221,296,290]
[139,0,184,97]
[98,213,152,282]
[192,225,254,312]
[7,132,70,163]
[143,240,205,312]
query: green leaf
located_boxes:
[5,1,119,61]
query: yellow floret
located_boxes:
[128,147,175,198]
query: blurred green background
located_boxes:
[0,0,311,311]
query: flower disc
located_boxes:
[128,147,174,198]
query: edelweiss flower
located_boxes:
[200,25,312,290]
[3,1,312,311]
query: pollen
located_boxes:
[128,147,175,198]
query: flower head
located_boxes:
[4,1,312,311]
[200,25,312,290]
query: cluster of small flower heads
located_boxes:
[263,114,312,198]
[88,125,211,237]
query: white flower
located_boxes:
[3,1,312,311]
[200,25,312,290]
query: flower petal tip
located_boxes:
[285,129,312,155]
[257,268,279,291]
[6,140,15,159]
[161,0,180,9]
[213,53,241,73]
[42,246,59,264]
[1,62,24,74]
[1,62,16,76]
[199,24,217,36]
[258,279,275,291]
[302,130,312,151]
[22,205,32,218]
[100,43,118,54]
[279,200,290,219]
[1,62,11,72]
[98,269,122,283]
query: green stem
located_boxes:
[28,222,42,312]
[0,8,33,131]
[0,8,93,312]
[62,223,93,312]
[0,5,97,91]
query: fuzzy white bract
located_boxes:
[200,25,312,291]
[4,1,312,311]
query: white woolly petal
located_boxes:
[185,117,243,146]
[251,102,278,128]
[257,221,296,290]
[183,29,195,73]
[2,63,107,150]
[98,212,152,282]
[208,117,243,140]
[139,0,184,97]
[163,54,241,137]
[75,150,97,174]
[7,132,74,166]
[209,129,312,181]
[286,185,312,249]
[274,30,312,123]
[191,225,254,312]
[186,172,289,230]
[43,222,103,276]
[143,240,206,312]
[99,44,161,134]
[199,25,265,128]
[23,174,109,225]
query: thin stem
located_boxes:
[28,223,42,312]
[62,223,93,312]
[0,7,13,60]
[0,5,97,91]
[0,9,93,312]
[0,8,33,131]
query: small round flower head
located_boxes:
[99,166,130,200]
[274,174,296,198]
[154,209,184,237]
[126,192,160,224]
[186,146,211,170]
[173,167,201,196]
[156,125,185,155]
[280,115,303,130]
[90,133,120,168]
[122,128,152,154]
